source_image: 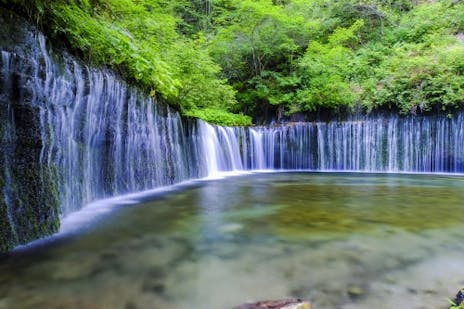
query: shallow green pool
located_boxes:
[1,172,464,308]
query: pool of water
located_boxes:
[1,172,464,309]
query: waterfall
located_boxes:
[249,130,266,170]
[2,17,464,250]
[246,116,464,173]
[28,37,215,216]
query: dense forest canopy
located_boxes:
[2,0,464,124]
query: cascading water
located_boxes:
[248,116,464,172]
[1,29,248,222]
[31,36,213,216]
[198,114,464,174]
[2,11,464,250]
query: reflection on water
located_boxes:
[1,172,464,309]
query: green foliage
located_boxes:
[168,35,238,112]
[207,0,319,119]
[47,1,182,98]
[2,0,238,122]
[4,0,464,123]
[185,108,252,126]
[295,20,363,112]
[366,39,464,113]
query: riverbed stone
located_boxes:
[347,286,365,298]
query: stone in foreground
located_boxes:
[234,298,311,309]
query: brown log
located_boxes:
[234,298,311,309]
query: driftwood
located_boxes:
[234,298,311,309]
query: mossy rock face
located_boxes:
[9,104,60,244]
[0,137,16,252]
[2,78,61,250]
[0,63,16,251]
[0,84,61,250]
[0,9,61,251]
[0,9,33,53]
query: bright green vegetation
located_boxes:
[449,301,464,309]
[1,0,248,125]
[206,0,464,118]
[3,0,464,124]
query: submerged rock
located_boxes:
[234,298,311,309]
[347,286,365,298]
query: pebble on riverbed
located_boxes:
[234,298,312,309]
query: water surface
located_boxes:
[1,172,464,309]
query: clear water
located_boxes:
[1,172,464,309]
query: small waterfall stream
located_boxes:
[1,19,464,249]
[248,116,464,172]
[202,115,464,174]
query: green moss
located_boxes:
[0,103,61,248]
[9,158,60,245]
[0,105,16,251]
[185,108,252,126]
[0,204,15,252]
[0,163,16,252]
